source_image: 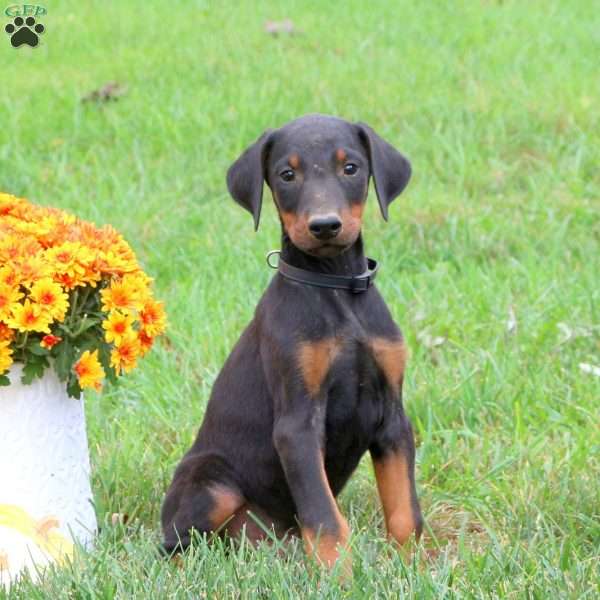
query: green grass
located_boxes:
[2,0,599,597]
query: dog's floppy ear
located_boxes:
[355,123,412,221]
[226,130,274,230]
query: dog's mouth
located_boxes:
[299,229,362,257]
[283,218,361,258]
[304,241,351,258]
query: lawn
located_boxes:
[1,0,599,597]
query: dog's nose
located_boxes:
[308,215,342,240]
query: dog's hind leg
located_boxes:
[161,453,244,554]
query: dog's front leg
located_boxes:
[273,401,351,576]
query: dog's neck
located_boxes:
[280,232,367,276]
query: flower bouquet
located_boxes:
[0,192,166,587]
[0,192,166,395]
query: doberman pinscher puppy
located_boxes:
[161,114,423,574]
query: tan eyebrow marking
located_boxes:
[289,154,300,169]
[336,148,347,162]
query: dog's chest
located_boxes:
[329,291,405,392]
[322,331,405,427]
[325,312,407,387]
[321,335,402,493]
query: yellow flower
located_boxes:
[100,276,142,313]
[29,278,69,322]
[0,193,167,381]
[14,253,51,284]
[0,192,25,215]
[0,236,42,267]
[74,350,104,391]
[0,283,23,321]
[0,340,13,374]
[45,242,95,288]
[0,265,19,287]
[110,332,140,375]
[139,299,166,337]
[102,311,134,345]
[45,241,81,274]
[95,249,138,276]
[6,300,52,333]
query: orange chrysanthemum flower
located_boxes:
[139,299,167,337]
[110,333,140,375]
[14,253,51,284]
[94,249,138,276]
[0,283,23,321]
[6,300,52,333]
[45,241,80,273]
[0,265,19,287]
[0,192,24,216]
[40,334,62,349]
[54,272,77,289]
[138,329,154,356]
[29,278,69,322]
[0,192,166,392]
[102,311,134,345]
[45,242,96,289]
[100,276,143,313]
[0,322,14,342]
[74,350,105,391]
[0,238,41,267]
[0,340,13,374]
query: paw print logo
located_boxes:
[5,16,45,48]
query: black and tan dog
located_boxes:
[161,114,423,573]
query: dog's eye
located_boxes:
[343,163,358,175]
[280,169,295,182]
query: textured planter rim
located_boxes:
[0,364,97,588]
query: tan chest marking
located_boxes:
[298,338,340,397]
[369,337,407,392]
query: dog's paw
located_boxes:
[303,524,353,582]
[387,511,420,546]
[5,16,45,48]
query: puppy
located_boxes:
[162,114,422,573]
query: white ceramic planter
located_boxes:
[0,364,97,588]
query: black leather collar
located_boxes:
[266,251,378,293]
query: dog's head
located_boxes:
[226,114,411,258]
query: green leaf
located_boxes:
[25,340,50,356]
[73,316,101,337]
[85,311,106,319]
[0,374,10,386]
[57,323,75,339]
[21,355,50,385]
[66,374,82,399]
[54,340,76,382]
[77,336,98,354]
[98,342,118,385]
